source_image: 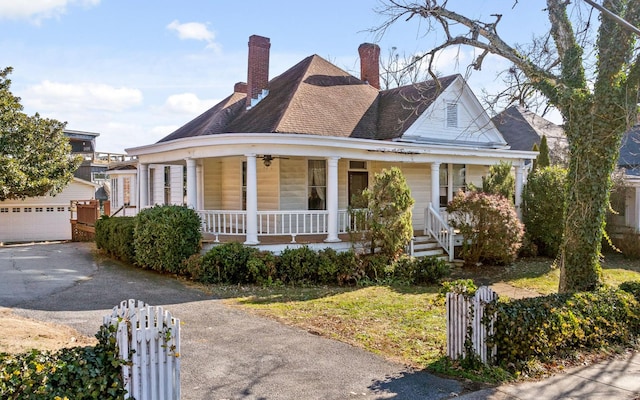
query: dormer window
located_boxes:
[446,102,458,128]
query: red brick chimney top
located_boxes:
[234,82,247,93]
[247,35,271,107]
[358,43,380,90]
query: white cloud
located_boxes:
[166,20,219,50]
[23,80,143,112]
[0,0,100,23]
[162,92,218,115]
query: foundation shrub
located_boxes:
[200,242,260,284]
[447,191,524,267]
[413,256,451,284]
[133,205,202,273]
[277,246,322,284]
[0,325,126,399]
[489,287,640,369]
[95,216,136,263]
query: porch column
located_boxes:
[196,161,204,210]
[431,162,440,208]
[515,164,524,218]
[186,158,197,208]
[139,163,148,208]
[245,154,259,244]
[325,156,340,242]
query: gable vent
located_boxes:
[446,102,458,128]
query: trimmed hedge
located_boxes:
[133,205,202,273]
[95,216,136,263]
[182,242,449,286]
[489,287,640,368]
[0,325,126,400]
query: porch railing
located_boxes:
[198,209,358,242]
[425,203,454,262]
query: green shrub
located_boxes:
[133,205,202,273]
[391,255,450,285]
[620,280,640,302]
[413,256,451,284]
[0,325,126,399]
[482,161,515,202]
[489,287,640,369]
[182,243,278,285]
[277,246,321,284]
[522,166,567,258]
[95,216,136,263]
[447,191,524,267]
[361,167,414,260]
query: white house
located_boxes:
[123,35,536,258]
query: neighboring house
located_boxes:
[123,35,536,257]
[612,126,640,232]
[0,177,97,243]
[491,105,567,165]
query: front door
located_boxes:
[348,171,369,206]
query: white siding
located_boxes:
[220,157,242,209]
[338,159,349,209]
[257,159,279,210]
[279,158,306,210]
[467,165,488,188]
[170,165,184,205]
[203,158,222,209]
[149,165,165,206]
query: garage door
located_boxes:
[0,205,71,243]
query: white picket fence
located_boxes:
[103,299,181,400]
[446,286,498,364]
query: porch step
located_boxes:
[412,235,447,259]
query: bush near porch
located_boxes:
[182,243,451,286]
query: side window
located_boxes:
[308,160,327,210]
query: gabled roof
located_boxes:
[157,53,462,143]
[491,105,566,152]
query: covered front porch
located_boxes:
[125,134,535,261]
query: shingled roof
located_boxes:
[157,52,459,143]
[619,126,640,176]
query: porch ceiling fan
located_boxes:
[259,154,289,167]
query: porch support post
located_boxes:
[245,154,259,245]
[431,162,440,208]
[196,161,204,210]
[325,156,340,242]
[139,163,148,208]
[186,158,197,208]
[514,163,524,218]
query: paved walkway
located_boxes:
[1,242,639,399]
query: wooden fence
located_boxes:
[103,299,181,400]
[446,286,498,364]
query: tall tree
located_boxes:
[377,1,640,292]
[0,67,81,200]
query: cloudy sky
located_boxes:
[1,1,556,153]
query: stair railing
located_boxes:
[425,203,454,262]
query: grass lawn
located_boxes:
[203,253,640,380]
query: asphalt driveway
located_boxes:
[0,242,462,400]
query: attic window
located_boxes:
[446,102,458,128]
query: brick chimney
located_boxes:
[234,82,247,93]
[246,35,271,108]
[358,43,380,90]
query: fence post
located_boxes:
[446,286,497,364]
[103,299,181,400]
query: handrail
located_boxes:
[425,203,454,262]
